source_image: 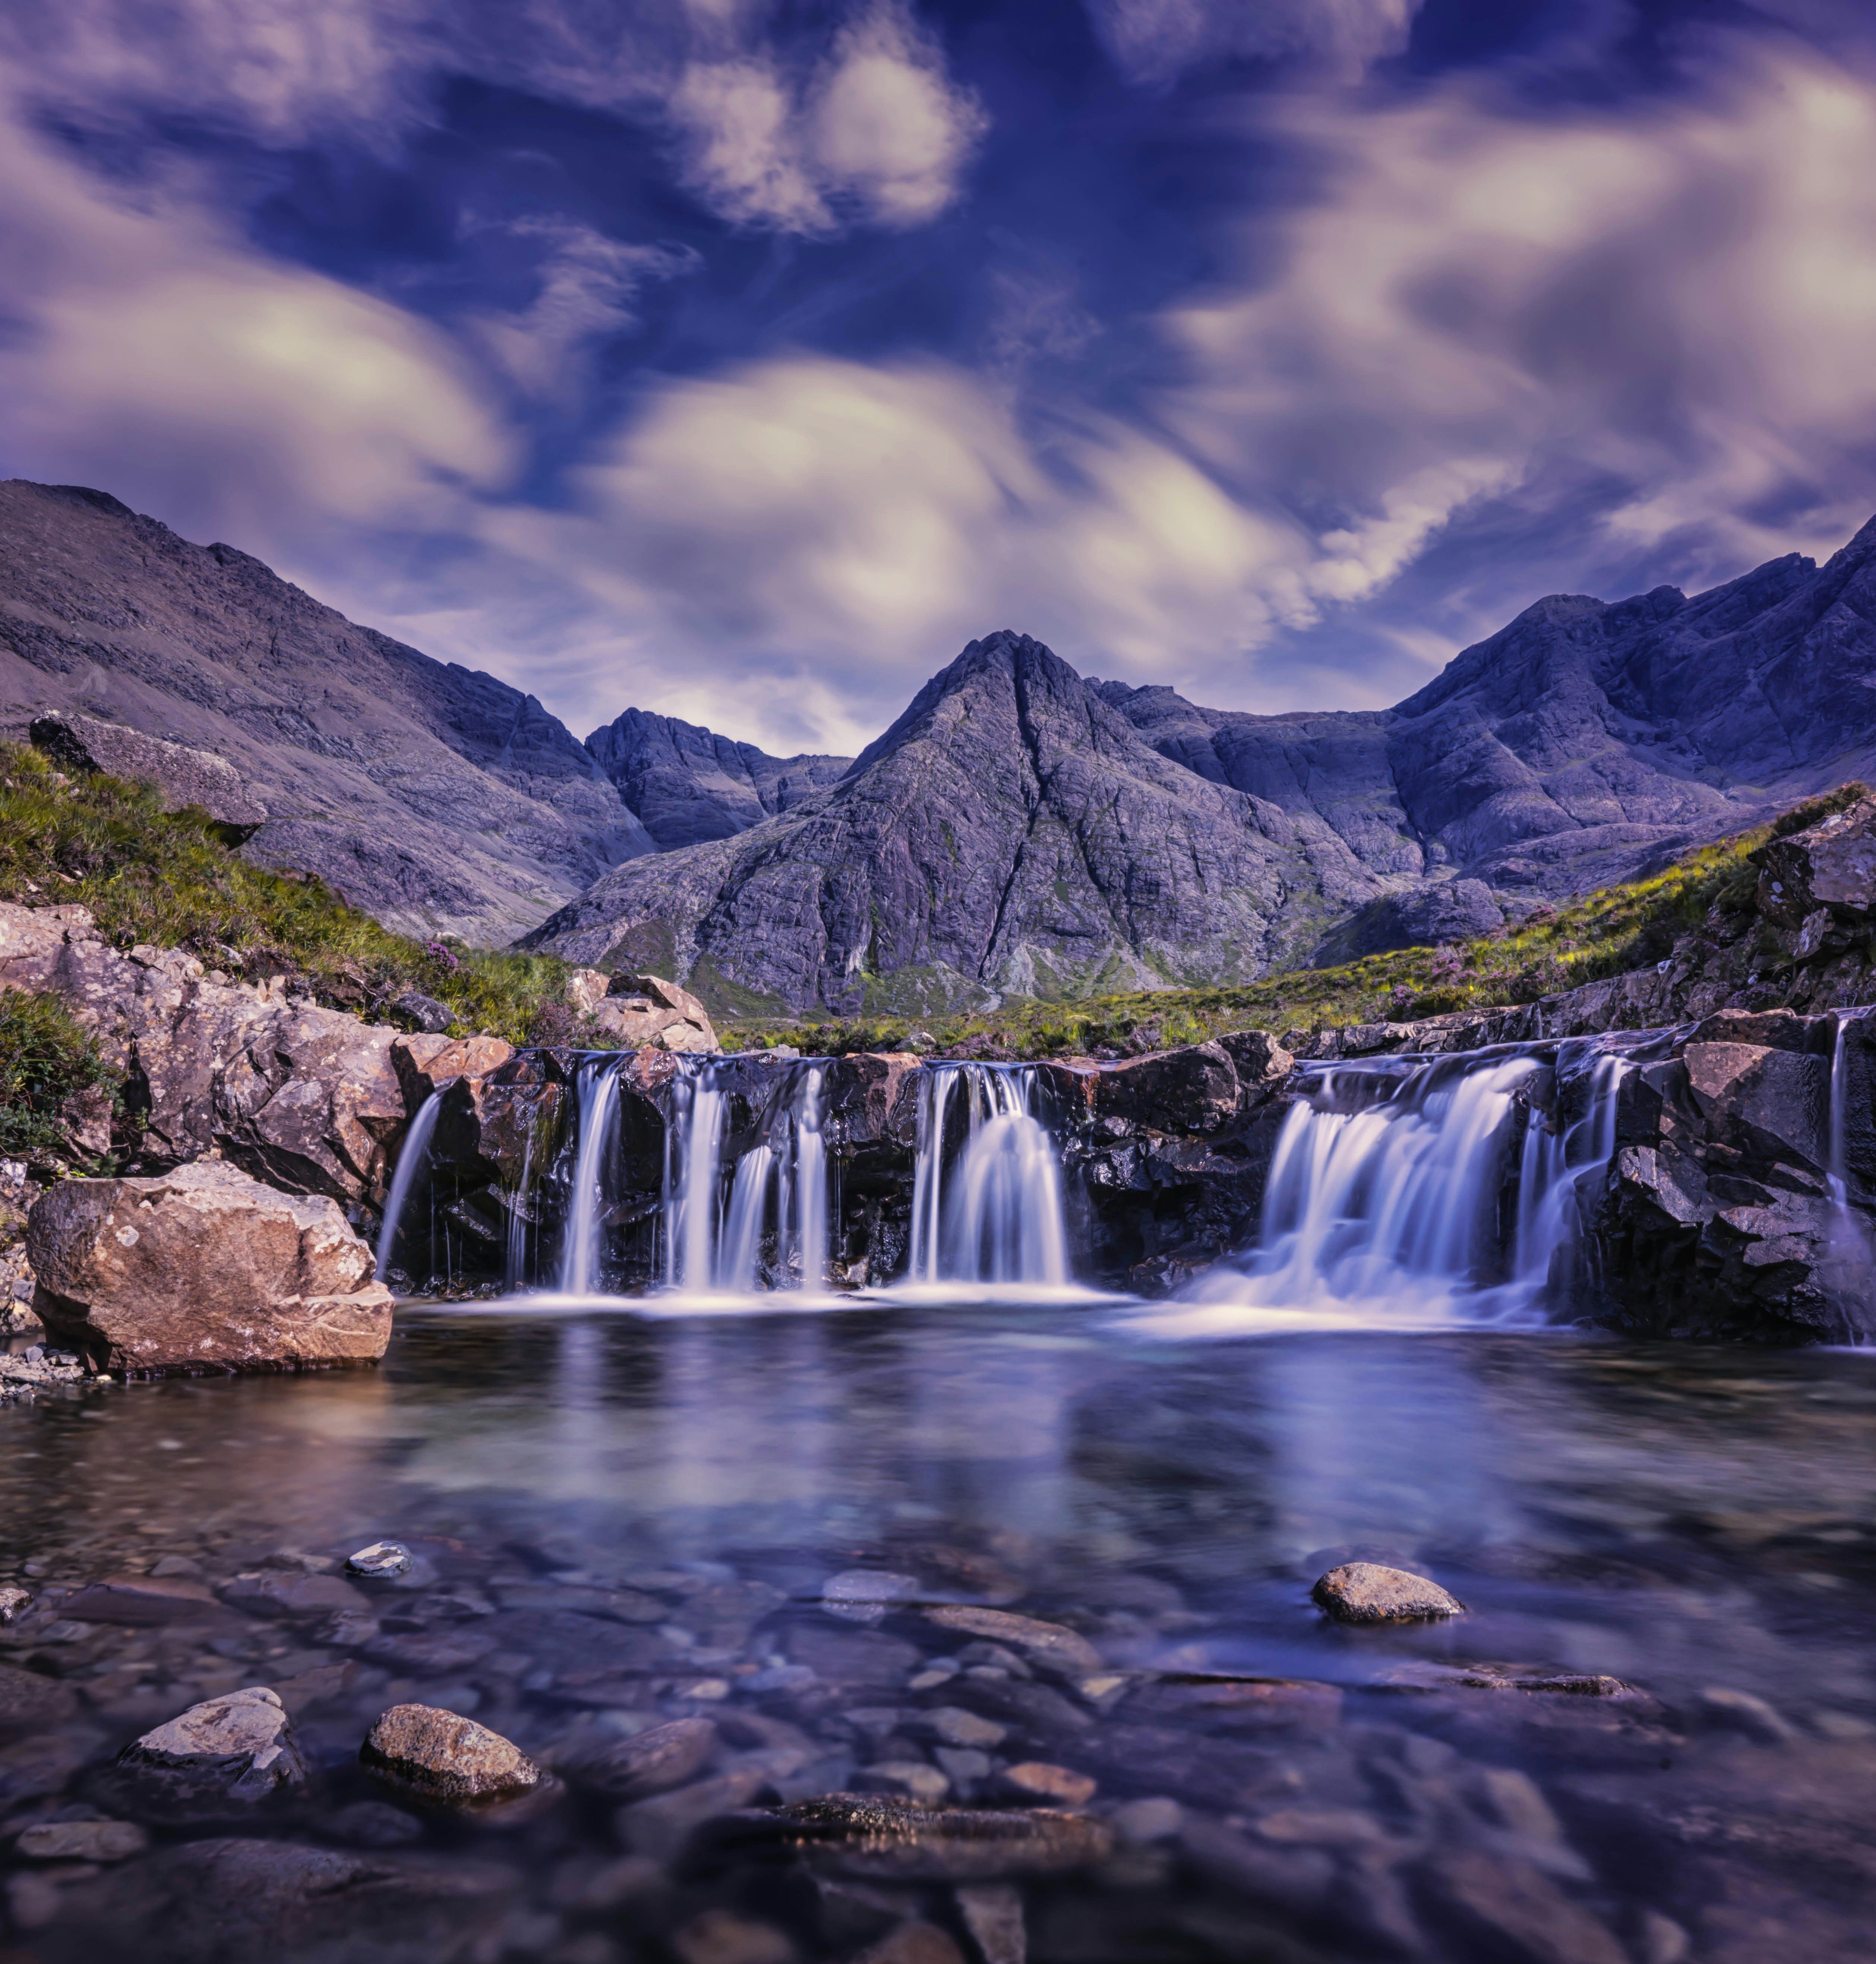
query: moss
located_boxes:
[0,742,572,1044]
[0,989,117,1163]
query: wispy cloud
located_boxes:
[1086,0,1424,87]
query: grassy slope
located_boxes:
[0,741,575,1045]
[722,786,1875,1059]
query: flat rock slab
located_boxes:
[361,1703,545,1806]
[708,1794,1114,1881]
[922,1606,1102,1677]
[1312,1563,1464,1624]
[61,1574,221,1625]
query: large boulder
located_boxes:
[30,712,268,839]
[26,1161,392,1372]
[587,972,719,1052]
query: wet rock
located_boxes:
[998,1761,1096,1807]
[787,1622,925,1686]
[922,1607,1102,1678]
[1681,1043,1828,1171]
[118,1686,307,1803]
[955,1882,1025,1964]
[855,1923,967,1964]
[320,1799,425,1848]
[16,1818,149,1861]
[1312,1563,1464,1624]
[0,1663,81,1734]
[360,1703,545,1806]
[1697,1687,1796,1744]
[858,1761,951,1804]
[222,1570,370,1619]
[1091,1044,1241,1135]
[346,1540,413,1578]
[705,1793,1114,1881]
[1419,1847,1627,1964]
[67,1834,515,1961]
[62,1574,220,1625]
[1110,1796,1182,1844]
[618,1763,792,1861]
[566,1716,718,1799]
[921,1707,1007,1750]
[361,1627,496,1674]
[671,1908,797,1964]
[27,1162,392,1374]
[822,1570,922,1624]
[1177,1815,1334,1913]
[1125,1674,1343,1731]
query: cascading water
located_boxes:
[1822,1008,1876,1334]
[903,1063,1070,1290]
[1149,1037,1637,1333]
[559,1059,623,1295]
[375,1091,440,1289]
[660,1059,831,1296]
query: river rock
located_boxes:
[26,1162,392,1373]
[222,1570,370,1619]
[118,1686,307,1803]
[566,1716,718,1799]
[29,712,267,836]
[954,1883,1025,1964]
[361,1703,545,1806]
[707,1794,1115,1881]
[922,1606,1102,1677]
[391,1033,515,1109]
[0,1663,80,1733]
[1091,1044,1241,1135]
[63,1574,220,1624]
[999,1760,1096,1806]
[821,1570,922,1624]
[1312,1563,1465,1624]
[16,1819,149,1861]
[346,1540,413,1577]
[855,1924,968,1964]
[1420,1847,1627,1964]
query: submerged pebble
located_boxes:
[1312,1563,1466,1624]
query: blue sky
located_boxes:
[4,0,1876,755]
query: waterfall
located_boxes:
[903,1063,1070,1290]
[660,1059,831,1296]
[376,1091,441,1289]
[1823,1009,1876,1334]
[1155,1038,1635,1333]
[559,1059,623,1295]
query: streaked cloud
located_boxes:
[1087,0,1423,86]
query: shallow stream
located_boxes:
[5,1308,1876,1962]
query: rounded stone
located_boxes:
[361,1703,545,1805]
[346,1541,413,1578]
[1311,1563,1464,1624]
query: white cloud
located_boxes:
[1087,0,1423,87]
[0,75,512,547]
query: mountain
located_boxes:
[0,481,831,943]
[585,708,850,849]
[526,514,1876,1013]
[522,631,1405,1015]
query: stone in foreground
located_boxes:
[119,1686,307,1803]
[26,1162,392,1374]
[346,1540,413,1577]
[1312,1563,1465,1624]
[361,1702,545,1805]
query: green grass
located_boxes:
[0,742,575,1045]
[723,785,1870,1059]
[0,989,116,1163]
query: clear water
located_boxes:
[6,1310,1876,1962]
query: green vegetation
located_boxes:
[0,742,574,1044]
[0,988,116,1162]
[724,784,1871,1060]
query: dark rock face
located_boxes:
[0,480,645,942]
[586,707,851,849]
[525,633,1396,1014]
[1313,877,1506,963]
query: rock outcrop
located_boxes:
[25,1161,393,1372]
[584,973,720,1052]
[0,903,405,1208]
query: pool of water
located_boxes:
[5,1305,1876,1962]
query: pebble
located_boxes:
[119,1685,307,1802]
[999,1761,1096,1807]
[222,1570,369,1620]
[855,1923,967,1964]
[670,1908,796,1964]
[0,1585,32,1623]
[822,1571,922,1624]
[360,1703,546,1805]
[566,1716,718,1800]
[347,1541,414,1578]
[860,1761,952,1804]
[1311,1563,1465,1624]
[924,1706,1007,1750]
[15,1819,149,1861]
[1110,1796,1182,1845]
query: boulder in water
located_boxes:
[360,1703,546,1805]
[26,1161,392,1374]
[1312,1563,1465,1624]
[118,1686,307,1804]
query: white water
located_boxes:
[375,1091,440,1287]
[559,1059,623,1295]
[660,1060,831,1298]
[1823,1009,1876,1334]
[1142,1039,1634,1336]
[900,1063,1073,1295]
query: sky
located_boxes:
[4,0,1876,757]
